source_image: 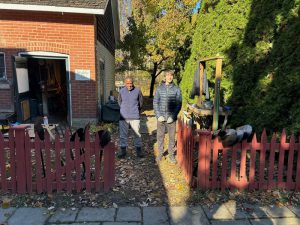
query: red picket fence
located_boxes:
[0,126,115,194]
[177,119,300,191]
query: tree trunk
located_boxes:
[149,62,158,98]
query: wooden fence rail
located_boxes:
[0,126,115,194]
[177,119,300,191]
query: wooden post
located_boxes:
[198,62,205,106]
[212,58,223,131]
[12,126,27,194]
[104,142,115,192]
[197,130,210,189]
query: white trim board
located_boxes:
[0,3,105,15]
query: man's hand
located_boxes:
[158,116,165,122]
[167,117,174,124]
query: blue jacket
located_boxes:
[153,82,182,120]
[118,86,143,120]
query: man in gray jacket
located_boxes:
[118,77,143,158]
[153,70,182,164]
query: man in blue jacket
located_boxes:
[118,77,143,158]
[153,70,182,164]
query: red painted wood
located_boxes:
[55,135,62,192]
[259,129,267,190]
[14,127,27,194]
[296,136,300,191]
[34,134,43,193]
[94,133,101,192]
[249,133,257,190]
[176,120,183,167]
[221,146,228,191]
[205,134,211,189]
[8,129,16,192]
[0,132,7,191]
[278,130,286,188]
[190,127,194,186]
[64,129,72,192]
[84,130,91,192]
[287,135,295,190]
[44,132,52,192]
[186,125,191,182]
[183,123,188,180]
[74,135,82,192]
[230,143,239,190]
[240,140,248,189]
[197,131,207,189]
[24,132,32,193]
[267,134,277,189]
[104,142,115,192]
[212,138,219,189]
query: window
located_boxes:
[0,53,6,79]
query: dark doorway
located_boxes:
[26,58,68,123]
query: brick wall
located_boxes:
[0,10,97,121]
[0,87,12,112]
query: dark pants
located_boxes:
[157,121,176,156]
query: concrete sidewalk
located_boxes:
[1,204,300,225]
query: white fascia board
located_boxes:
[0,3,105,15]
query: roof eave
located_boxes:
[0,3,105,15]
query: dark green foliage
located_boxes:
[180,0,300,134]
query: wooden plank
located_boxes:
[259,129,267,190]
[278,130,286,188]
[240,140,248,189]
[176,120,183,167]
[188,126,194,186]
[186,126,191,184]
[268,133,277,189]
[230,143,240,190]
[296,136,300,191]
[205,134,211,189]
[221,147,228,191]
[0,132,7,191]
[198,56,224,62]
[74,135,82,192]
[197,131,207,189]
[8,129,16,191]
[44,132,52,193]
[198,62,205,105]
[286,135,295,190]
[212,58,223,131]
[249,133,257,190]
[212,138,219,189]
[34,134,43,193]
[14,127,27,193]
[55,135,62,192]
[25,132,32,193]
[65,130,72,192]
[94,133,101,192]
[84,130,91,192]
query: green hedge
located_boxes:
[180,0,300,134]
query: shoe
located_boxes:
[169,155,177,164]
[136,147,144,158]
[117,147,126,158]
[156,154,163,163]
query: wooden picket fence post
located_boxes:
[0,127,115,193]
[177,118,300,191]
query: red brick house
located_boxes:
[0,0,120,126]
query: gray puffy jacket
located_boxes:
[153,82,182,120]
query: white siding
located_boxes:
[96,41,115,104]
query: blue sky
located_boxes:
[193,0,201,13]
